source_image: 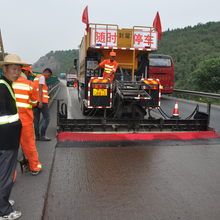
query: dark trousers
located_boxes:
[33,103,50,137]
[0,149,18,216]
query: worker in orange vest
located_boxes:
[93,51,118,82]
[74,75,78,89]
[13,65,42,175]
[33,68,52,141]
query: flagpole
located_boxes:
[0,29,5,60]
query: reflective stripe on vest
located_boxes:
[0,80,20,125]
[0,113,19,125]
[15,94,29,99]
[30,100,38,105]
[13,83,32,91]
[34,75,49,103]
[104,64,115,74]
[0,79,16,100]
[16,102,32,109]
[13,80,34,110]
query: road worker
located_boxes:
[13,65,42,175]
[0,54,30,219]
[33,68,52,141]
[74,74,78,89]
[93,52,118,82]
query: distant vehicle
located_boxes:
[60,73,66,79]
[66,71,77,87]
[149,54,174,94]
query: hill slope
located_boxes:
[155,21,220,89]
[32,49,79,76]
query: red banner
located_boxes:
[153,12,162,40]
[82,6,89,32]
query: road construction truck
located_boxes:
[57,23,211,132]
[78,23,161,119]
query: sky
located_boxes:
[1,0,219,65]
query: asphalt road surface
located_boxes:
[11,80,220,220]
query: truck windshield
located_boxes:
[149,58,172,67]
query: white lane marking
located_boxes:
[66,86,72,119]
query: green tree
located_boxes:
[189,58,220,93]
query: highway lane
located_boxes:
[10,80,220,220]
[44,80,220,219]
[66,86,82,119]
[44,143,220,220]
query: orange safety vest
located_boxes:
[99,59,118,81]
[13,75,38,126]
[33,74,49,103]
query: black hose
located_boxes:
[150,97,198,120]
[61,103,67,118]
[86,97,100,119]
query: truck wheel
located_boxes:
[80,87,87,116]
[81,100,87,116]
[66,83,69,87]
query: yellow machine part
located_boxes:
[98,49,139,70]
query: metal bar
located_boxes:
[132,50,135,81]
[58,118,209,133]
[118,63,134,66]
[0,29,5,60]
[173,89,220,100]
[95,24,97,46]
[106,25,108,47]
[48,80,60,96]
[150,27,152,49]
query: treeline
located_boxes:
[155,21,220,92]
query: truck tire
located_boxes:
[66,83,69,87]
[80,87,87,116]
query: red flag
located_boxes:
[153,12,162,40]
[82,6,89,32]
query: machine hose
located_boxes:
[86,97,100,119]
[61,103,67,118]
[151,97,199,120]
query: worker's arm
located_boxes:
[38,84,43,108]
[107,71,114,79]
[93,65,100,71]
[93,60,106,71]
[29,82,38,107]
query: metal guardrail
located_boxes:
[48,80,60,96]
[173,89,220,100]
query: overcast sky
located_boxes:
[1,0,219,65]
